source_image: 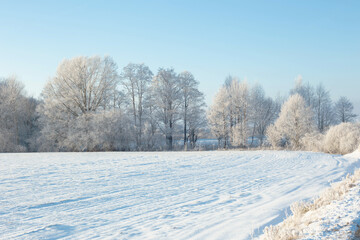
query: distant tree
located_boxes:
[266,94,315,149]
[0,77,38,152]
[121,63,153,150]
[142,90,160,150]
[151,68,182,150]
[187,104,206,149]
[207,87,230,148]
[334,96,357,123]
[209,78,278,149]
[291,78,336,133]
[178,71,206,150]
[290,75,315,107]
[265,124,283,149]
[314,83,334,132]
[249,84,277,146]
[62,111,131,151]
[227,78,250,147]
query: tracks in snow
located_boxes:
[0,151,357,240]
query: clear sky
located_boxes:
[1,0,359,113]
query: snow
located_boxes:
[1,151,359,239]
[345,149,360,159]
[301,183,360,239]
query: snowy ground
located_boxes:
[292,151,360,239]
[1,151,360,240]
[300,181,360,239]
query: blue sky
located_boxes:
[1,0,359,112]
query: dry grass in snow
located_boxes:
[260,169,360,240]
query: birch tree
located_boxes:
[249,84,277,146]
[178,71,206,150]
[121,63,153,149]
[334,96,357,123]
[151,68,181,150]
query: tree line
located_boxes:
[0,56,206,152]
[0,57,358,153]
[208,75,358,154]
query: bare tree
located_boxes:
[178,71,206,150]
[290,75,315,107]
[249,84,277,146]
[151,68,182,150]
[314,83,334,132]
[334,96,357,123]
[0,77,37,152]
[142,93,159,150]
[121,63,153,149]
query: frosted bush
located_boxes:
[265,124,283,149]
[301,132,325,152]
[0,130,27,153]
[290,201,311,217]
[324,122,360,155]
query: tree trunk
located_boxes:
[183,116,187,150]
[166,135,173,151]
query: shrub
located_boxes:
[323,122,360,155]
[301,132,325,152]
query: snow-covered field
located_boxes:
[1,151,359,240]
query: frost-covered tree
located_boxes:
[38,56,128,151]
[334,96,357,123]
[61,111,131,151]
[249,84,277,146]
[178,71,206,150]
[209,78,278,149]
[0,77,38,152]
[142,91,161,150]
[291,79,336,133]
[207,87,230,148]
[314,83,334,132]
[151,68,182,150]
[227,78,250,147]
[187,103,206,149]
[266,94,315,149]
[290,75,315,107]
[265,124,283,149]
[42,56,119,116]
[121,63,153,150]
